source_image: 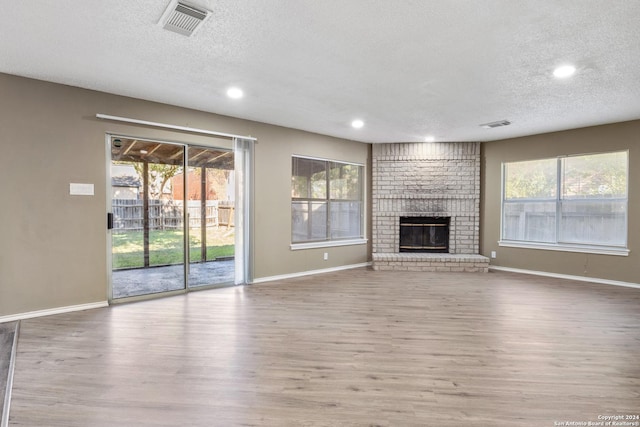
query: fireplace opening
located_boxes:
[399,217,450,253]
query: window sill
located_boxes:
[498,240,630,257]
[291,238,368,251]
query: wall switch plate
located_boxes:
[491,251,497,259]
[323,252,328,260]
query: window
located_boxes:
[501,151,628,254]
[292,156,364,245]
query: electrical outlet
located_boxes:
[491,251,497,259]
[323,252,329,260]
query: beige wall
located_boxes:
[0,73,370,317]
[481,120,640,284]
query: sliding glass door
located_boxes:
[110,137,186,299]
[109,137,242,301]
[186,146,235,287]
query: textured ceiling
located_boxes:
[1,0,639,143]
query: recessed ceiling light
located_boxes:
[553,65,576,78]
[424,136,435,143]
[226,87,244,99]
[351,119,364,129]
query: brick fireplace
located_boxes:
[371,142,489,272]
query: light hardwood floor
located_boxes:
[9,269,640,426]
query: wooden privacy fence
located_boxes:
[112,199,234,232]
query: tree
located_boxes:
[132,162,182,199]
[505,152,627,200]
[505,158,557,199]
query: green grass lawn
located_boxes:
[112,229,234,269]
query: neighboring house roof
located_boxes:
[112,176,141,188]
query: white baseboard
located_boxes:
[0,301,109,324]
[489,266,640,289]
[251,262,371,284]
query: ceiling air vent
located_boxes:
[160,1,210,37]
[480,119,511,129]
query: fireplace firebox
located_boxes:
[399,217,450,253]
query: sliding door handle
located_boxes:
[107,212,114,230]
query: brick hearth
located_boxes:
[372,253,489,272]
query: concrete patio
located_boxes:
[112,260,235,299]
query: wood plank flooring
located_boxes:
[8,269,640,426]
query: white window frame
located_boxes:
[499,151,629,256]
[290,155,367,250]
